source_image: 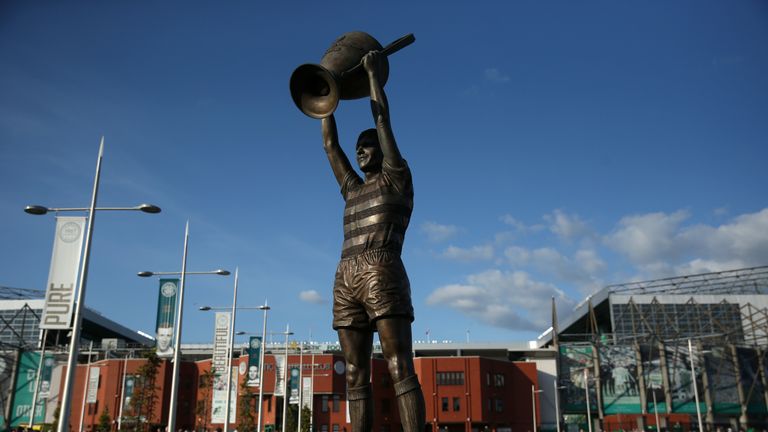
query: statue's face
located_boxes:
[356,141,382,173]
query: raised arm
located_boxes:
[363,51,403,167]
[322,114,355,187]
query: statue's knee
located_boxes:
[346,363,368,386]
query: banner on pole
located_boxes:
[289,366,300,404]
[211,367,237,424]
[247,336,262,387]
[211,312,231,423]
[9,352,50,427]
[155,279,178,358]
[274,355,286,397]
[301,376,312,409]
[41,216,85,329]
[86,367,100,403]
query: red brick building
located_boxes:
[64,353,539,432]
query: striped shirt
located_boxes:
[340,160,413,258]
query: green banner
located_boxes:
[11,351,52,427]
[289,366,300,404]
[559,344,596,413]
[247,337,262,387]
[155,279,178,358]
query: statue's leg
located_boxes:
[338,328,374,432]
[376,317,425,432]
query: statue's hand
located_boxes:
[362,51,383,78]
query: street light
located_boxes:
[532,385,543,432]
[584,368,593,432]
[281,326,294,432]
[24,139,161,432]
[138,223,229,432]
[553,381,566,432]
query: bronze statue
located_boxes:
[291,32,424,432]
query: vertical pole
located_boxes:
[309,332,315,432]
[554,379,561,432]
[652,391,660,431]
[57,138,104,432]
[117,354,129,430]
[168,221,190,432]
[584,368,593,432]
[688,339,704,432]
[256,302,269,432]
[531,385,537,432]
[282,326,290,432]
[29,329,48,429]
[79,341,94,432]
[224,268,239,432]
[297,340,304,432]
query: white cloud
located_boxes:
[299,290,325,304]
[421,221,459,242]
[442,245,494,262]
[605,208,768,278]
[545,209,591,240]
[484,68,510,83]
[427,269,575,330]
[500,214,545,233]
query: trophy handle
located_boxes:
[340,33,415,79]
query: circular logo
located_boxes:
[291,368,299,377]
[239,362,247,375]
[250,338,261,349]
[59,222,82,243]
[334,360,346,375]
[44,357,54,367]
[161,282,177,297]
[216,314,229,326]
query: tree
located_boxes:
[284,404,298,432]
[237,379,256,432]
[130,351,162,432]
[98,407,112,432]
[196,367,216,432]
[299,406,311,432]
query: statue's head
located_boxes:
[356,128,382,173]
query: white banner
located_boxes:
[301,376,312,409]
[41,217,85,329]
[274,355,286,397]
[86,367,100,403]
[211,312,231,424]
[211,367,237,424]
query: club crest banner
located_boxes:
[41,216,85,329]
[247,336,262,387]
[155,279,178,358]
[289,366,300,404]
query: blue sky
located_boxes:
[1,1,767,345]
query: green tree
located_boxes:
[237,379,256,432]
[130,351,162,432]
[283,404,298,432]
[98,407,112,432]
[196,367,216,432]
[299,406,311,432]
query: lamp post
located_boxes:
[688,339,704,432]
[584,368,593,432]
[554,381,566,432]
[228,302,271,432]
[281,326,294,432]
[532,385,543,432]
[24,138,161,432]
[138,227,229,432]
[652,390,661,432]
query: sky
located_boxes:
[1,1,767,346]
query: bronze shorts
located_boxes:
[332,248,414,330]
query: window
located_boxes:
[453,397,460,411]
[321,425,328,432]
[436,371,465,386]
[322,395,329,413]
[333,394,340,412]
[494,373,505,387]
[333,425,339,432]
[441,397,449,412]
[382,398,390,414]
[495,398,504,413]
[486,373,490,386]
